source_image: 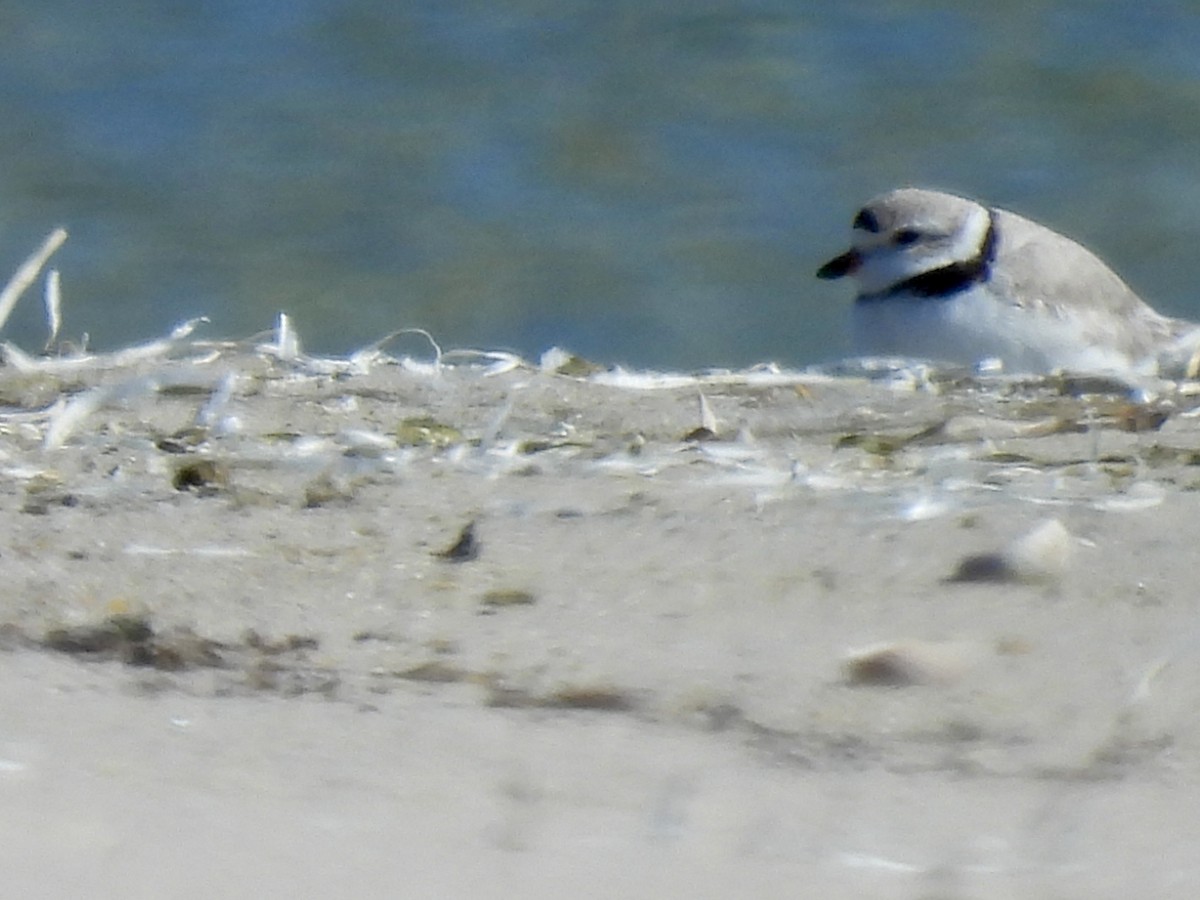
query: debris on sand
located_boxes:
[945,519,1073,586]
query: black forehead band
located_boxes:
[852,208,881,233]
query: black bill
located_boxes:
[816,249,861,279]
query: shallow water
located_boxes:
[1,1,1199,367]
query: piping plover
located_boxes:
[817,188,1197,377]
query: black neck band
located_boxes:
[860,209,998,303]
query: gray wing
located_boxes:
[990,209,1183,358]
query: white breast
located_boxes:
[851,284,1142,375]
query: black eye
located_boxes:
[853,208,881,233]
[893,228,921,247]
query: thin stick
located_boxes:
[43,269,62,351]
[0,228,68,335]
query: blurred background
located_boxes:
[0,1,1198,368]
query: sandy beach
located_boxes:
[0,333,1198,898]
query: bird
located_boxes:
[816,187,1198,378]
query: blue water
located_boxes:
[2,2,1200,368]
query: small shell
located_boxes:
[1005,518,1072,581]
[435,521,480,562]
[947,518,1072,585]
[843,639,977,686]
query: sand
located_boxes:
[0,337,1198,898]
